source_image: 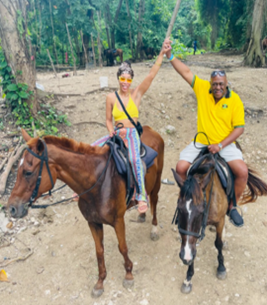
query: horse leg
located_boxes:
[114,217,134,289]
[215,218,227,280]
[149,176,161,241]
[181,262,194,294]
[88,222,106,298]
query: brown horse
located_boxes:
[104,48,123,66]
[172,153,267,294]
[7,126,164,297]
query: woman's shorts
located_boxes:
[179,142,243,163]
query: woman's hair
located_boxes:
[117,61,134,79]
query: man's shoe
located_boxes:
[228,207,244,227]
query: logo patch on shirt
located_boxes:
[222,104,228,109]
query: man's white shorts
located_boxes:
[179,142,243,163]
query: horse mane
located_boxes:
[180,157,214,205]
[27,136,104,155]
[180,176,203,205]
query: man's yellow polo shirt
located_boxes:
[192,75,245,145]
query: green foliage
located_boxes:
[0,46,70,136]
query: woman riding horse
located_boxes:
[74,41,170,213]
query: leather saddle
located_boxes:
[188,147,235,201]
[106,135,158,205]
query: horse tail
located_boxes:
[241,166,267,204]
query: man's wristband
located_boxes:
[218,143,223,151]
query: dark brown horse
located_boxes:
[172,153,267,294]
[7,126,164,297]
[104,48,123,66]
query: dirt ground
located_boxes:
[1,52,267,305]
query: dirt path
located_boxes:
[1,53,267,305]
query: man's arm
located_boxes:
[165,38,194,86]
[208,128,244,154]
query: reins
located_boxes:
[25,129,122,209]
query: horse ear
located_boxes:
[36,139,45,154]
[171,169,184,188]
[21,128,32,142]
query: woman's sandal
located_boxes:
[138,201,148,214]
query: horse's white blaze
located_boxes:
[184,237,192,261]
[151,225,158,234]
[19,158,24,167]
[186,199,192,219]
[184,199,193,261]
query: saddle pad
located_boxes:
[107,141,158,176]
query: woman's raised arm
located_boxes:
[134,40,172,102]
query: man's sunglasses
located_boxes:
[119,76,132,83]
[211,70,226,78]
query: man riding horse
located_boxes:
[164,38,247,227]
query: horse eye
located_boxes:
[25,171,33,177]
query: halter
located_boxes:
[26,139,54,207]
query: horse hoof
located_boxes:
[137,214,146,223]
[91,287,104,298]
[150,232,159,241]
[123,279,134,289]
[181,283,192,294]
[217,270,227,280]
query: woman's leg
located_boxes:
[121,128,148,213]
[91,134,111,147]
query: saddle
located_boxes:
[106,135,158,205]
[188,147,235,202]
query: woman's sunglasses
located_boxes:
[119,76,132,84]
[211,70,226,78]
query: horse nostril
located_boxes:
[9,206,17,217]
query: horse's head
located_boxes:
[7,129,56,218]
[172,158,215,265]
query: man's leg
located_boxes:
[176,160,191,181]
[227,160,248,226]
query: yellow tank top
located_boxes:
[112,94,139,121]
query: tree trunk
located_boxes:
[137,0,145,59]
[48,0,59,67]
[165,0,182,38]
[0,0,38,115]
[91,34,97,67]
[244,0,266,67]
[66,23,77,75]
[97,11,103,67]
[111,0,123,49]
[104,5,112,50]
[125,0,134,59]
[37,0,42,51]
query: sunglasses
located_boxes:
[211,70,226,78]
[119,76,132,84]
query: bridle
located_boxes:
[172,132,216,242]
[172,164,215,242]
[26,139,54,208]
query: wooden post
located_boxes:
[80,30,89,70]
[66,23,77,76]
[46,49,57,78]
[91,33,97,67]
[165,0,182,38]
